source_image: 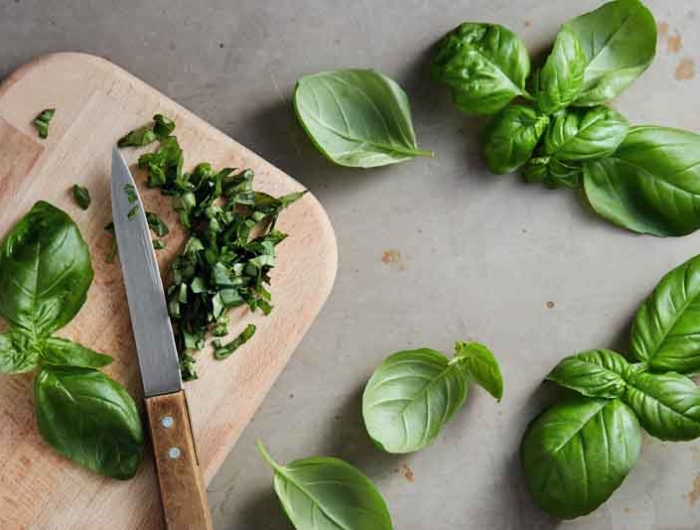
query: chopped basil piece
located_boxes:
[146,212,169,237]
[72,184,91,210]
[153,239,166,250]
[153,114,175,138]
[104,222,118,263]
[212,324,256,360]
[127,206,138,219]
[33,108,55,139]
[124,183,138,204]
[117,124,157,148]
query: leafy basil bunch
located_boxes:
[432,0,700,237]
[363,342,503,453]
[0,201,144,479]
[521,253,700,519]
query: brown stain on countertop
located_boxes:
[675,58,696,80]
[382,249,405,271]
[658,21,669,36]
[667,31,683,54]
[402,463,414,483]
[686,475,700,507]
[546,301,555,309]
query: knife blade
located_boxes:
[111,146,213,530]
[111,146,182,397]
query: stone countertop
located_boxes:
[1,0,699,528]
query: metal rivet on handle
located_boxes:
[161,416,174,429]
[168,447,181,459]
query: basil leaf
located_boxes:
[431,22,531,115]
[41,337,113,368]
[521,397,641,520]
[534,26,586,114]
[583,126,700,236]
[455,341,503,401]
[567,0,657,106]
[72,184,91,210]
[547,349,629,399]
[623,370,700,441]
[0,201,93,337]
[146,211,170,237]
[33,108,55,139]
[483,105,549,174]
[543,106,629,161]
[0,329,39,374]
[362,348,468,453]
[293,69,433,168]
[35,366,144,480]
[153,114,175,139]
[522,156,582,189]
[117,124,157,148]
[630,254,700,373]
[257,443,393,530]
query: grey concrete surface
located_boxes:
[1,0,699,528]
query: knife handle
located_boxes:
[145,391,213,530]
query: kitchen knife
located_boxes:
[111,146,213,530]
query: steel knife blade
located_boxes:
[110,146,182,397]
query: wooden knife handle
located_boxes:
[145,391,213,530]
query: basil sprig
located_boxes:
[0,201,144,479]
[522,253,700,519]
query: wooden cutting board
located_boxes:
[0,52,337,529]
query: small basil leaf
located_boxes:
[583,126,700,236]
[362,348,468,453]
[431,22,531,115]
[35,366,144,480]
[522,156,582,189]
[72,184,91,210]
[33,108,55,139]
[0,201,93,337]
[294,69,433,168]
[41,337,113,368]
[568,0,657,106]
[153,114,175,139]
[145,211,170,237]
[630,254,700,373]
[534,26,586,114]
[483,105,549,174]
[455,341,503,401]
[257,442,393,530]
[521,397,641,520]
[547,349,629,399]
[0,329,39,374]
[117,124,157,148]
[623,370,700,441]
[543,106,629,161]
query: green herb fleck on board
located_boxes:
[72,184,91,210]
[33,108,55,139]
[212,324,257,360]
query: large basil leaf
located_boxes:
[567,0,657,106]
[0,329,39,374]
[543,106,629,161]
[583,126,700,236]
[630,254,700,373]
[455,341,503,401]
[547,349,629,399]
[293,69,432,168]
[522,157,582,189]
[623,370,700,441]
[35,366,144,480]
[0,201,93,337]
[362,348,468,453]
[534,26,586,114]
[521,397,641,519]
[42,337,113,368]
[483,105,549,174]
[431,22,531,116]
[257,443,393,530]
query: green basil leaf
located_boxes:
[483,105,549,174]
[547,349,629,399]
[33,108,55,139]
[362,348,467,453]
[117,124,157,148]
[72,184,91,210]
[293,69,433,168]
[35,366,144,480]
[153,114,175,139]
[41,337,113,368]
[534,26,586,114]
[0,329,39,374]
[257,443,393,530]
[431,22,531,115]
[583,126,700,236]
[567,0,657,106]
[521,397,641,520]
[0,201,93,337]
[622,370,700,441]
[145,211,170,237]
[630,254,700,373]
[455,341,503,401]
[212,323,256,360]
[522,156,582,189]
[543,106,629,161]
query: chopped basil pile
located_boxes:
[119,116,305,380]
[32,108,55,139]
